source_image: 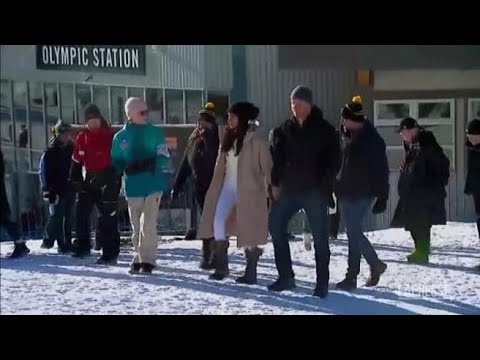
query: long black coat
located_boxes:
[0,149,10,220]
[391,130,450,231]
[465,142,480,197]
[172,126,219,208]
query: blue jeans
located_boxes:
[269,189,330,285]
[339,198,381,277]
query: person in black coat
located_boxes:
[464,118,480,270]
[335,96,389,291]
[171,102,219,268]
[39,120,75,253]
[0,149,30,258]
[391,117,450,264]
[268,85,341,298]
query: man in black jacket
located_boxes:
[391,117,450,264]
[335,96,389,291]
[171,102,219,268]
[39,120,75,253]
[465,118,480,270]
[0,149,30,258]
[268,85,341,298]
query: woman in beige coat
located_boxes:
[197,102,272,283]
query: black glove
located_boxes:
[372,197,387,214]
[48,191,58,205]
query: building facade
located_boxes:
[2,45,478,235]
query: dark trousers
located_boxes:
[302,209,340,239]
[45,192,75,250]
[474,194,480,239]
[269,189,330,286]
[410,225,431,253]
[1,214,21,243]
[339,198,382,277]
[75,184,120,259]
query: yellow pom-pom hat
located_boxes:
[341,95,365,122]
[199,102,217,122]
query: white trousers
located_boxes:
[213,181,237,241]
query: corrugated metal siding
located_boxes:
[204,45,233,91]
[156,45,204,89]
[246,45,356,129]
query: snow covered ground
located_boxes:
[1,222,479,315]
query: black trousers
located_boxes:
[75,182,120,258]
[45,192,75,250]
[410,224,432,252]
[474,194,480,239]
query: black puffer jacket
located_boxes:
[172,126,219,203]
[391,129,450,230]
[270,106,341,195]
[465,142,480,197]
[335,120,390,201]
[42,139,74,196]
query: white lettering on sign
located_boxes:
[106,49,113,67]
[92,48,99,67]
[82,48,89,66]
[111,48,118,67]
[132,49,139,68]
[42,46,49,64]
[38,46,142,72]
[124,49,131,68]
[99,48,106,67]
[61,47,69,65]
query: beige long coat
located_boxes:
[197,128,272,248]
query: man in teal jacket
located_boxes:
[111,97,170,274]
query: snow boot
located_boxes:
[71,248,91,259]
[236,247,263,284]
[184,228,197,241]
[365,262,387,287]
[336,276,357,292]
[96,256,118,265]
[140,263,155,275]
[9,243,30,259]
[313,283,329,298]
[200,238,215,270]
[41,239,54,249]
[267,277,296,292]
[129,263,142,274]
[209,240,229,281]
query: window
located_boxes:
[111,87,127,124]
[127,87,144,99]
[60,84,75,123]
[29,82,45,152]
[45,83,60,142]
[166,89,184,124]
[92,86,109,122]
[146,88,164,123]
[207,92,229,124]
[186,90,203,124]
[374,99,455,170]
[13,82,28,169]
[469,98,480,121]
[76,84,92,123]
[1,80,13,146]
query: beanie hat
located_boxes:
[467,118,480,135]
[125,97,148,118]
[397,117,420,133]
[290,85,313,105]
[198,102,216,123]
[228,102,260,127]
[341,96,365,122]
[84,104,103,122]
[53,119,71,136]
